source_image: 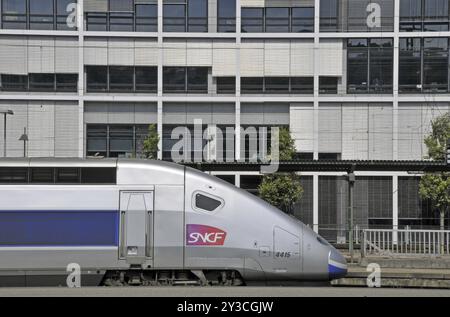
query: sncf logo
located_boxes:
[186,224,227,246]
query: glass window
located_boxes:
[163,4,186,32]
[81,168,116,184]
[86,66,108,92]
[217,0,236,32]
[87,125,107,157]
[109,126,134,158]
[188,0,208,32]
[195,193,222,212]
[31,168,54,183]
[187,67,208,93]
[369,39,393,93]
[292,7,314,33]
[163,67,186,93]
[241,77,263,93]
[424,0,449,31]
[1,74,28,91]
[265,77,289,93]
[265,8,290,33]
[29,0,54,30]
[109,12,134,31]
[56,168,79,183]
[0,168,28,184]
[399,38,422,92]
[86,12,107,31]
[319,77,338,94]
[320,0,338,32]
[29,73,55,91]
[216,77,235,94]
[56,74,78,92]
[423,38,448,92]
[2,0,27,29]
[109,0,133,12]
[241,8,264,33]
[135,67,157,92]
[109,66,134,92]
[135,4,158,32]
[291,77,314,94]
[400,0,422,31]
[57,0,77,30]
[347,39,368,93]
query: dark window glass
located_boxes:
[187,67,208,93]
[29,73,55,91]
[188,0,208,32]
[347,39,368,93]
[86,12,107,31]
[320,0,338,32]
[265,8,290,33]
[87,125,107,157]
[240,175,263,195]
[265,77,289,93]
[195,193,222,211]
[217,0,236,32]
[291,77,314,94]
[163,67,186,93]
[109,0,133,12]
[135,4,158,32]
[369,39,393,93]
[56,168,80,183]
[109,66,134,92]
[241,8,264,32]
[57,0,77,30]
[31,168,54,183]
[399,38,422,92]
[1,74,28,91]
[109,126,133,158]
[292,7,314,32]
[241,77,263,93]
[215,175,235,185]
[423,38,448,92]
[0,168,28,184]
[163,4,186,32]
[2,0,27,29]
[400,0,423,31]
[86,66,108,92]
[216,77,236,94]
[135,66,157,92]
[81,168,116,184]
[109,12,134,31]
[319,77,338,94]
[318,153,341,160]
[56,74,78,92]
[29,0,54,30]
[424,0,449,31]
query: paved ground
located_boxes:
[0,286,449,297]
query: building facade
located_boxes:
[0,0,449,241]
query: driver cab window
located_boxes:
[195,193,222,212]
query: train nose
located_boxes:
[328,248,347,280]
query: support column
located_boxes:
[393,175,399,244]
[77,0,85,158]
[235,0,241,161]
[313,174,319,233]
[392,0,400,160]
[157,0,164,160]
[313,0,320,160]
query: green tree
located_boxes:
[143,124,160,159]
[258,127,303,214]
[419,113,450,252]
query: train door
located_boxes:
[119,191,154,265]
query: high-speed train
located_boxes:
[0,158,347,287]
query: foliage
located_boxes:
[258,127,303,213]
[143,124,160,160]
[424,112,450,161]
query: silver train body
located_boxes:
[0,159,347,286]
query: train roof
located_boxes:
[0,158,119,168]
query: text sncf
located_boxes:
[186,224,227,246]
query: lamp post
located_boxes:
[0,110,14,157]
[19,127,28,158]
[447,139,450,165]
[347,165,356,264]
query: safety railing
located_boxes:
[362,229,450,257]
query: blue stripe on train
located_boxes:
[0,210,119,247]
